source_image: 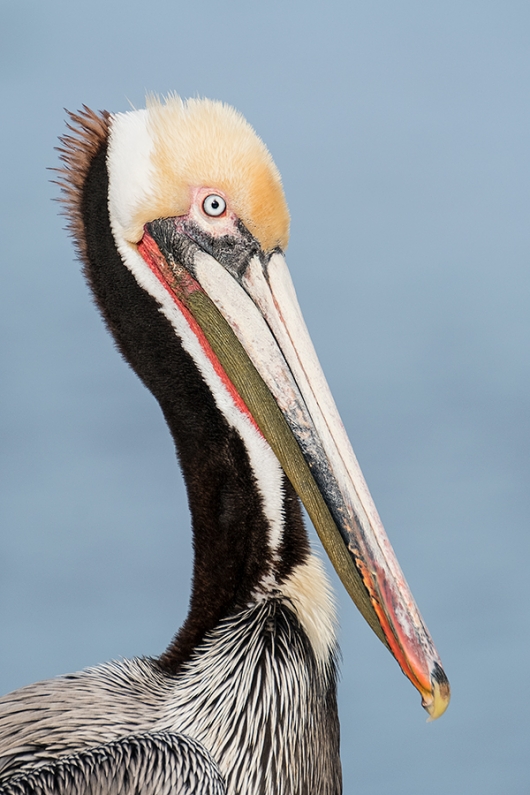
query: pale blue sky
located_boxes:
[1,2,529,792]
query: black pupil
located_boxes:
[211,199,219,209]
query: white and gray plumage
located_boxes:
[0,97,449,795]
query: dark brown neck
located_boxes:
[69,134,310,673]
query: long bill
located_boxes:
[137,220,450,721]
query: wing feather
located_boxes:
[0,732,225,795]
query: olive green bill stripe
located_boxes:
[187,289,389,649]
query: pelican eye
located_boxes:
[202,194,226,217]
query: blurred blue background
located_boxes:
[1,2,529,792]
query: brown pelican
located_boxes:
[0,96,449,795]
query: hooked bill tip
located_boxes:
[422,662,450,721]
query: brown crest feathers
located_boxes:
[54,106,111,260]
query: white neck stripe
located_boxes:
[111,237,286,566]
